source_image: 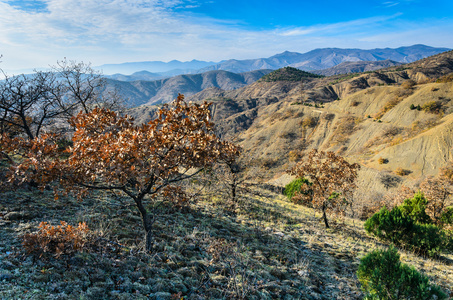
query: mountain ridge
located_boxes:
[109,69,273,106]
[97,45,450,77]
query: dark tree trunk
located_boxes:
[322,206,330,228]
[134,196,154,251]
[231,178,237,204]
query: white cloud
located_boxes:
[0,0,451,74]
[280,14,403,37]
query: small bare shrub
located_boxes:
[401,79,416,89]
[207,238,257,299]
[378,157,388,164]
[23,221,90,258]
[300,116,318,128]
[328,116,361,146]
[323,113,335,121]
[394,167,409,176]
[421,101,443,114]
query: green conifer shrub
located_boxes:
[283,177,311,202]
[364,206,414,245]
[365,193,452,257]
[357,246,447,299]
[399,192,432,224]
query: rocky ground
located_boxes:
[0,186,452,299]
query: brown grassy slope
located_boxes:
[1,185,452,299]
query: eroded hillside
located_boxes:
[130,50,453,198]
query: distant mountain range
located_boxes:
[109,69,272,106]
[97,59,216,76]
[99,45,450,79]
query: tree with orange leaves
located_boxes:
[3,94,239,251]
[289,149,360,228]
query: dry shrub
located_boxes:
[374,97,402,119]
[394,88,414,99]
[410,117,441,134]
[394,167,409,176]
[23,221,90,258]
[365,126,402,148]
[288,150,301,162]
[436,73,453,83]
[383,126,402,137]
[350,101,360,107]
[280,109,296,120]
[279,131,298,140]
[328,116,361,146]
[207,238,256,299]
[300,116,318,128]
[261,158,279,169]
[378,157,388,164]
[359,185,414,220]
[421,101,443,114]
[323,113,335,121]
[401,79,416,89]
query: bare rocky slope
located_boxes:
[313,60,402,76]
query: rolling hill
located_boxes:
[109,69,272,106]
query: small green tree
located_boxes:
[358,246,447,299]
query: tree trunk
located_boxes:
[134,196,154,251]
[145,227,153,252]
[322,206,330,228]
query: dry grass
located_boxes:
[374,97,402,120]
[327,116,362,146]
[0,182,452,299]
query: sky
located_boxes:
[0,0,452,74]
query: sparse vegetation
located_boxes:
[436,73,453,83]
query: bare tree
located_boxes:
[0,71,61,140]
[50,59,123,118]
[0,59,123,141]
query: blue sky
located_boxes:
[0,0,452,74]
